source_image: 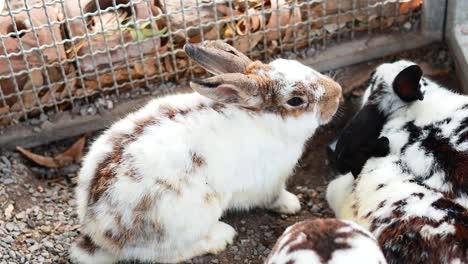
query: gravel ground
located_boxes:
[0,43,457,264]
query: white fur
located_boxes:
[72,59,340,263]
[70,244,117,264]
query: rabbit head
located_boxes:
[362,60,424,114]
[185,40,342,124]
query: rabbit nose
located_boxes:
[321,77,342,98]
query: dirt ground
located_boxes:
[0,43,459,264]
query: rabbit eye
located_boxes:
[287,97,304,107]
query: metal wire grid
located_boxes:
[0,0,421,126]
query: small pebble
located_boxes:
[5,223,16,232]
[3,236,14,244]
[403,22,412,31]
[28,244,40,252]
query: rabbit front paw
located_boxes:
[198,222,237,255]
[268,189,301,214]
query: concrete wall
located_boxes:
[446,0,468,94]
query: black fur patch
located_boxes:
[333,104,389,177]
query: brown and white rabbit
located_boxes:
[71,40,342,264]
[327,60,468,264]
[266,218,387,264]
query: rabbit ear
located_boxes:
[392,65,424,102]
[184,40,253,75]
[190,73,262,107]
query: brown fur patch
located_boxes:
[104,208,165,250]
[377,216,467,264]
[104,228,127,250]
[351,202,359,217]
[270,218,372,263]
[76,234,98,255]
[159,105,192,120]
[133,118,160,135]
[377,200,387,209]
[134,194,154,212]
[368,195,468,264]
[187,151,206,174]
[317,78,342,121]
[191,152,206,168]
[154,179,182,195]
[87,102,228,206]
[211,102,227,113]
[244,60,272,75]
[204,192,218,204]
[89,116,163,205]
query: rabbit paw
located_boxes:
[268,189,301,214]
[201,222,237,255]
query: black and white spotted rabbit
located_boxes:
[327,60,468,264]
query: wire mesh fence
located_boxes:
[0,0,422,127]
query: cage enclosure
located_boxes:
[0,0,445,148]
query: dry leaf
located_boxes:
[40,82,62,105]
[193,66,206,74]
[17,136,86,168]
[11,70,44,112]
[233,34,263,53]
[283,5,302,43]
[216,4,241,16]
[54,136,86,166]
[0,105,9,115]
[134,63,146,77]
[266,0,290,40]
[312,0,386,16]
[236,9,263,35]
[60,71,77,100]
[205,25,222,40]
[164,56,175,74]
[266,40,279,55]
[16,146,63,168]
[400,0,422,14]
[418,62,450,77]
[223,24,235,38]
